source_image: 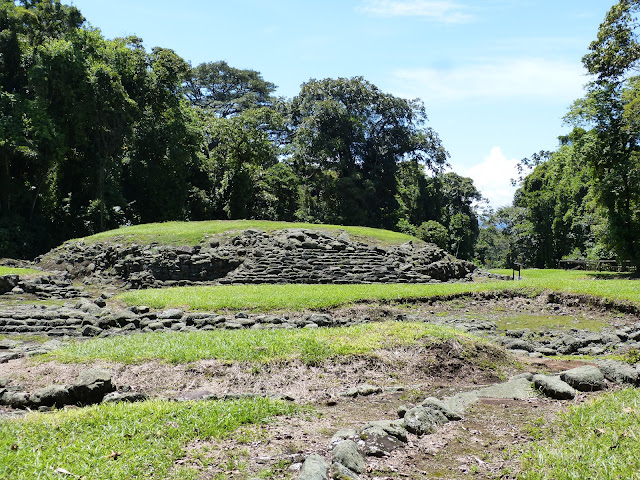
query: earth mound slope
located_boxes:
[37,226,476,288]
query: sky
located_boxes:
[69,0,615,209]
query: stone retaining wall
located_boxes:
[37,228,476,288]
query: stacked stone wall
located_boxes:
[37,228,476,288]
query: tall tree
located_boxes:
[185,61,276,118]
[289,76,448,229]
[567,0,640,267]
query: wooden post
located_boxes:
[513,263,521,280]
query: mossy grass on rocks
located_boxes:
[72,220,420,247]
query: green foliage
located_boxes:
[289,76,448,230]
[0,266,43,276]
[1,1,480,261]
[416,220,448,249]
[520,388,640,480]
[0,397,297,480]
[185,60,277,118]
[565,0,640,268]
[49,321,464,364]
[118,282,508,312]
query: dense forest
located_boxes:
[1,0,639,270]
[479,0,640,270]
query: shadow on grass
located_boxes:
[584,271,639,280]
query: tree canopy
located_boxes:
[0,0,484,263]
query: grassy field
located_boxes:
[519,388,640,480]
[74,219,419,246]
[0,266,43,276]
[119,269,640,312]
[49,321,467,365]
[0,397,297,480]
[119,280,512,312]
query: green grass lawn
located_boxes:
[118,269,639,312]
[49,321,467,365]
[74,219,420,246]
[118,281,513,312]
[0,397,297,480]
[0,266,43,276]
[519,388,640,480]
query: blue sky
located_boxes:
[69,0,614,208]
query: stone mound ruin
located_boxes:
[37,228,477,288]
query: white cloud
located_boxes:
[358,0,473,23]
[392,58,586,104]
[457,146,518,208]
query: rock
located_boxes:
[503,338,536,352]
[420,397,463,421]
[31,385,73,408]
[329,429,359,448]
[0,339,20,350]
[331,440,365,474]
[297,453,329,480]
[0,275,19,294]
[358,424,406,457]
[342,384,382,398]
[70,368,114,404]
[532,374,576,400]
[596,359,639,385]
[0,352,21,363]
[535,347,558,356]
[102,391,149,403]
[82,325,103,337]
[158,309,184,320]
[307,314,333,326]
[1,390,30,408]
[403,404,449,436]
[362,419,408,443]
[330,462,361,480]
[560,366,606,392]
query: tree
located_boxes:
[194,107,288,219]
[289,77,448,229]
[567,0,640,267]
[185,61,277,118]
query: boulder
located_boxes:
[330,462,361,480]
[596,359,639,385]
[342,384,382,398]
[31,385,73,408]
[0,390,30,408]
[358,424,406,457]
[403,404,449,435]
[420,397,463,421]
[102,391,149,403]
[560,366,606,392]
[70,368,114,404]
[532,374,576,400]
[0,275,19,294]
[297,453,329,480]
[331,440,365,474]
